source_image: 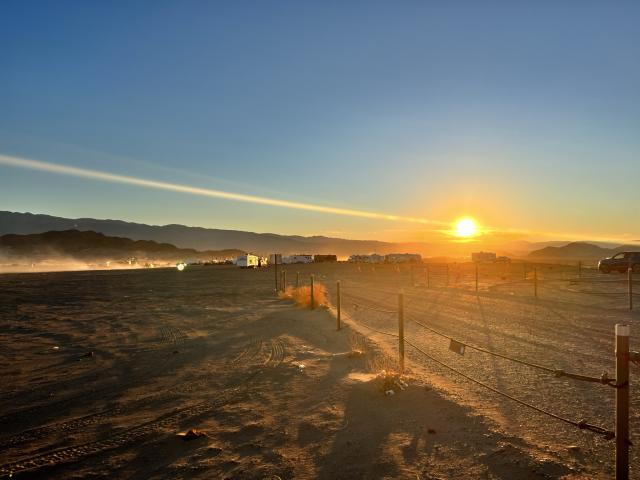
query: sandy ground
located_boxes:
[0,263,638,478]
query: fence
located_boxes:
[409,262,638,311]
[273,264,637,480]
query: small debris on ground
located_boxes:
[178,429,207,441]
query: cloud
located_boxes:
[0,154,448,226]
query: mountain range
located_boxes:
[0,211,402,256]
[0,230,242,263]
[527,241,639,260]
[1,210,636,259]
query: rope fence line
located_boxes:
[340,292,397,315]
[345,312,399,338]
[407,315,616,386]
[402,338,615,440]
[275,266,636,477]
[322,276,620,443]
[406,262,637,311]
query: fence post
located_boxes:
[310,274,315,309]
[629,268,633,311]
[274,254,279,292]
[336,280,341,330]
[578,261,582,278]
[398,291,405,374]
[296,271,299,288]
[282,270,287,290]
[475,263,479,293]
[615,324,630,480]
[534,267,538,299]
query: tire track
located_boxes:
[0,396,231,478]
[0,367,262,478]
[0,345,182,430]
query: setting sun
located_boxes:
[454,217,478,238]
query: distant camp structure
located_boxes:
[269,254,314,264]
[236,254,268,268]
[348,253,422,264]
[471,252,510,263]
[471,251,497,263]
[314,254,337,262]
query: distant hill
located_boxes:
[0,230,242,263]
[528,241,640,260]
[0,211,397,256]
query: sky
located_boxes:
[1,1,639,244]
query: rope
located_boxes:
[408,316,615,386]
[555,288,628,296]
[403,338,615,440]
[341,291,397,315]
[352,318,398,338]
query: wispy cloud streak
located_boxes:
[0,154,446,226]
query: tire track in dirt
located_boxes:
[0,396,232,478]
[0,342,184,430]
[2,335,285,453]
[0,364,264,478]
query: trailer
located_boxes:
[283,254,314,264]
[314,254,337,263]
[236,254,260,268]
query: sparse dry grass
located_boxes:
[279,283,328,309]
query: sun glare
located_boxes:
[454,218,478,238]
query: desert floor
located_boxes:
[1,263,639,479]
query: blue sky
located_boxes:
[1,1,639,242]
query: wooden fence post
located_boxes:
[616,324,630,480]
[274,254,279,292]
[578,261,582,278]
[296,271,299,288]
[629,268,633,311]
[337,280,341,330]
[310,274,315,310]
[475,263,479,293]
[398,291,405,374]
[282,270,287,291]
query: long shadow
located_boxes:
[315,372,570,479]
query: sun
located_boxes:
[454,217,478,238]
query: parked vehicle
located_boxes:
[598,251,640,273]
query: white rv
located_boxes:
[236,254,260,268]
[283,254,314,264]
[385,253,422,263]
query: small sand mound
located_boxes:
[373,370,409,395]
